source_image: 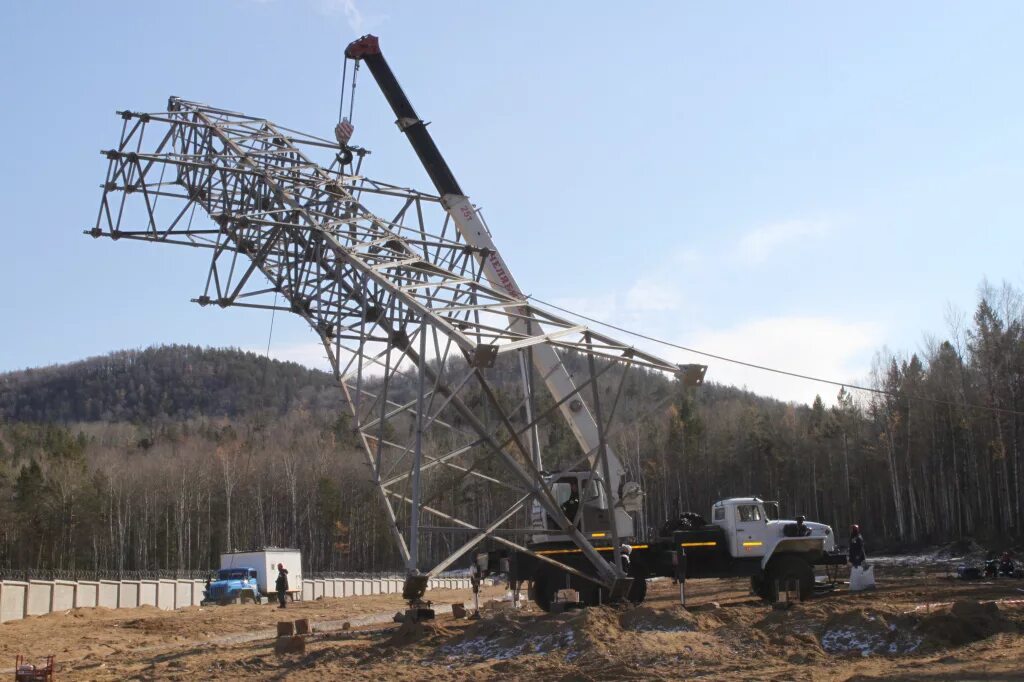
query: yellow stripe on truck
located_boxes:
[742,541,763,547]
[535,543,650,556]
[680,541,717,548]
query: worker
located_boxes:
[561,480,580,527]
[275,563,289,609]
[999,552,1014,577]
[848,524,866,568]
[619,544,633,573]
[795,515,811,537]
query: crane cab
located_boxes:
[529,471,619,544]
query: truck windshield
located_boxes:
[218,569,249,580]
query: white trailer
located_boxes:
[220,548,302,597]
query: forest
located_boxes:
[1,281,1022,577]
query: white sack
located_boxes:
[849,564,876,592]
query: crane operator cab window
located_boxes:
[549,478,581,530]
[737,504,762,523]
[547,475,607,532]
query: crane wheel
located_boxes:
[627,577,647,604]
[765,555,814,602]
[530,568,556,612]
[750,575,771,600]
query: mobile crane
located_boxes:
[343,36,846,609]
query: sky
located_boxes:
[2,1,1023,405]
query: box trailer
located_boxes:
[220,548,302,597]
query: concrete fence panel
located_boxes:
[192,581,205,606]
[138,581,158,607]
[75,581,98,609]
[325,580,337,598]
[157,580,176,610]
[118,581,140,609]
[341,579,352,597]
[26,580,54,617]
[175,581,193,609]
[51,580,76,612]
[0,581,28,623]
[98,581,118,608]
[302,580,313,601]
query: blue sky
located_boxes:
[2,1,1022,404]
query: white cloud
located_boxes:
[336,0,363,32]
[314,0,389,32]
[625,276,681,313]
[736,219,831,265]
[675,316,880,405]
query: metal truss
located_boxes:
[89,97,693,592]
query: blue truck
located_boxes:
[202,567,263,605]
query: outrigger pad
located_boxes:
[405,607,435,622]
[403,575,429,601]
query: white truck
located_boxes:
[664,497,844,602]
[481,495,846,610]
[219,548,302,600]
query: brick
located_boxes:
[274,635,305,654]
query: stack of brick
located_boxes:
[274,618,312,654]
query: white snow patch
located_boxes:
[821,626,922,657]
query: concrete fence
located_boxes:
[0,575,472,623]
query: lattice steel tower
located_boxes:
[89,37,704,607]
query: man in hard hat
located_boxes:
[848,524,866,568]
[275,563,290,609]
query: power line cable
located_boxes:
[526,295,1024,419]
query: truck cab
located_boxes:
[202,567,262,605]
[710,497,835,564]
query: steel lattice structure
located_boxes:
[89,97,699,595]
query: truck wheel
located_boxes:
[627,577,647,604]
[530,568,556,612]
[766,556,814,602]
[750,575,771,600]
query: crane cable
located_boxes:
[526,294,1024,419]
[338,56,359,126]
[338,57,348,123]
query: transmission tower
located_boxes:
[89,96,700,599]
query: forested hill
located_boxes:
[3,280,1024,575]
[0,345,342,423]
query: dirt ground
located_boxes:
[4,566,1024,681]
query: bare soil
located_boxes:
[4,572,1024,680]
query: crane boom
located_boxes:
[344,36,692,548]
